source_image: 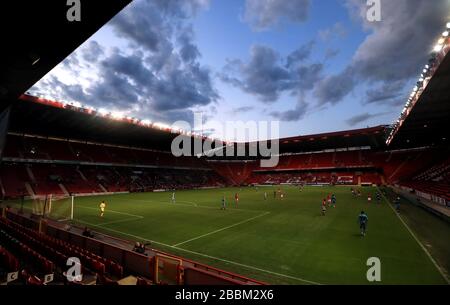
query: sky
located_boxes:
[29,0,450,141]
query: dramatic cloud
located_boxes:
[177,26,201,64]
[31,0,217,125]
[221,43,323,104]
[315,0,450,107]
[111,0,209,52]
[30,0,450,131]
[230,45,291,102]
[346,112,390,126]
[348,0,450,83]
[81,41,105,63]
[41,76,87,104]
[244,0,310,31]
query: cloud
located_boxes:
[81,41,105,63]
[318,22,347,41]
[243,0,310,31]
[231,106,254,113]
[294,63,324,92]
[61,52,81,74]
[270,99,308,122]
[314,67,355,106]
[324,48,340,60]
[221,43,323,104]
[232,45,292,102]
[177,25,201,63]
[365,81,406,105]
[312,0,450,108]
[31,0,217,125]
[346,112,390,126]
[286,41,314,67]
[351,0,450,82]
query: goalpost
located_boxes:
[31,194,74,221]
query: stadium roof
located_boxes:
[386,24,450,149]
[8,95,193,152]
[273,126,388,153]
[0,0,131,109]
[8,95,389,155]
[387,51,450,149]
[211,126,389,160]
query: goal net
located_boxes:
[31,194,74,221]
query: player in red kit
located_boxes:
[234,193,239,207]
[321,199,327,216]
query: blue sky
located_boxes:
[30,0,450,140]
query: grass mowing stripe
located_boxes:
[378,187,450,284]
[74,218,320,285]
[172,212,271,247]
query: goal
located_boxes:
[31,194,74,221]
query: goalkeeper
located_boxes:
[99,200,107,217]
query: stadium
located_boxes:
[0,0,449,288]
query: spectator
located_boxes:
[133,242,147,255]
[82,227,94,238]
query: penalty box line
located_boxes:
[76,219,320,285]
[76,205,144,219]
[172,211,271,247]
[77,217,143,228]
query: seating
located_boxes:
[0,217,127,281]
[0,246,20,273]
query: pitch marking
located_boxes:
[378,187,449,284]
[76,219,320,285]
[172,211,271,247]
[77,205,144,219]
[126,198,262,213]
[98,217,143,226]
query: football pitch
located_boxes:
[12,186,450,284]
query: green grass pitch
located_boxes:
[12,186,450,284]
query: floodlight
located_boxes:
[98,108,109,116]
[111,111,124,119]
[433,44,443,52]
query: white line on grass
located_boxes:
[378,188,449,284]
[98,217,144,226]
[77,217,142,228]
[76,206,144,219]
[126,198,262,213]
[172,212,271,247]
[74,219,320,285]
[178,200,198,207]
